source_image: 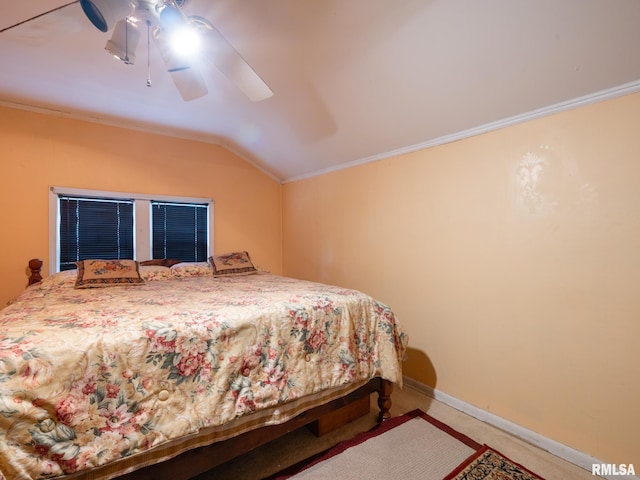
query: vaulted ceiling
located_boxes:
[1,0,639,182]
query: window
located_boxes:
[59,196,135,271]
[151,201,208,262]
[49,187,214,274]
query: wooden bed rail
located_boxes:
[28,258,43,286]
[120,378,394,480]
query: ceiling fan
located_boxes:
[80,0,273,102]
[2,0,273,102]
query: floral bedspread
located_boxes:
[0,272,407,479]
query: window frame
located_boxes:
[48,186,214,275]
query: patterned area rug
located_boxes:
[268,409,545,480]
[444,445,545,480]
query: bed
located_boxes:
[0,256,407,479]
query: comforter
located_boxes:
[0,271,407,479]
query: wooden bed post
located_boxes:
[377,378,393,422]
[28,258,43,286]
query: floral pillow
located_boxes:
[36,269,78,290]
[139,265,173,282]
[170,262,213,278]
[75,259,144,288]
[209,251,258,277]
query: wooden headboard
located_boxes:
[28,258,43,286]
[26,258,184,286]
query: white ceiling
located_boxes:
[1,0,640,182]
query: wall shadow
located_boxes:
[397,347,438,412]
[403,347,437,387]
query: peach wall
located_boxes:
[283,92,640,465]
[0,106,282,307]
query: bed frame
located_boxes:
[25,259,395,479]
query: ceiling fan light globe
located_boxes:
[105,19,140,64]
[169,26,201,57]
[159,4,184,30]
[80,0,135,33]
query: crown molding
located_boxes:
[283,80,640,184]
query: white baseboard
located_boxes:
[402,376,638,480]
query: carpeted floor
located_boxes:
[269,410,546,480]
[192,383,599,480]
[271,410,481,479]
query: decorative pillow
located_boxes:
[209,251,258,277]
[139,265,173,281]
[139,259,183,268]
[170,262,213,278]
[75,259,144,288]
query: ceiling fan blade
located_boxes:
[0,1,79,34]
[154,28,208,101]
[167,65,209,101]
[194,17,273,102]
